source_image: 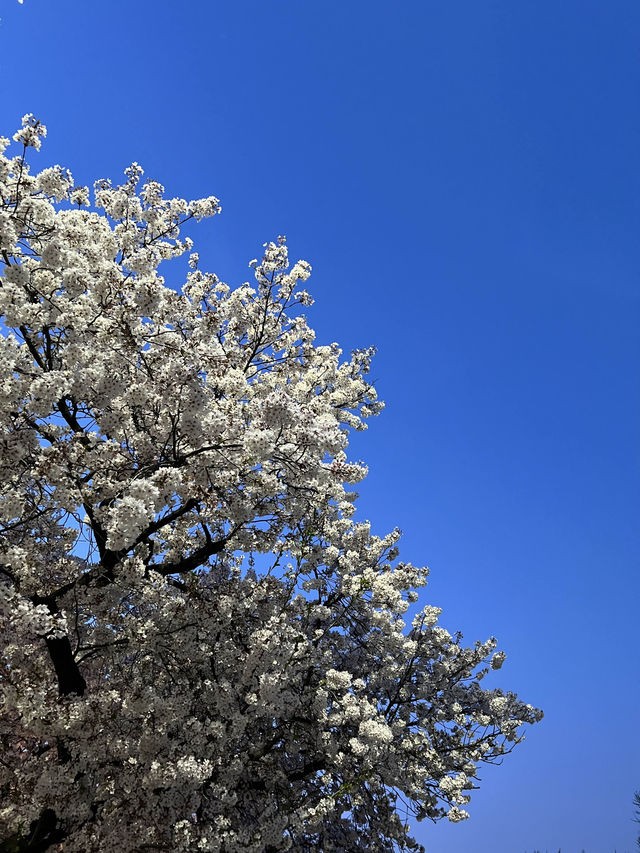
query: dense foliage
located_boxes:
[0,116,542,853]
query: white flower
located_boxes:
[358,718,393,744]
[447,806,470,823]
[12,114,46,150]
[70,185,90,206]
[325,669,352,690]
[491,651,507,670]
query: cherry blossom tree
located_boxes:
[0,115,542,853]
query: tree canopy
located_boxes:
[0,115,542,853]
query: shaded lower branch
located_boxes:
[0,808,65,853]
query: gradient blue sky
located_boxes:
[1,1,638,851]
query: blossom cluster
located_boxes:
[0,116,541,853]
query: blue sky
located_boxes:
[2,1,638,851]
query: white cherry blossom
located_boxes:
[0,117,542,853]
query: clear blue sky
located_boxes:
[2,1,638,851]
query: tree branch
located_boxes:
[155,529,234,576]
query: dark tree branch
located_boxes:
[132,497,199,545]
[155,526,239,577]
[44,635,86,697]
